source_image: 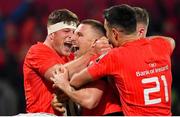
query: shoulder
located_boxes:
[29,42,50,54]
[89,48,124,66]
[105,47,125,58]
[24,42,57,66]
[25,42,53,59]
[148,36,175,50]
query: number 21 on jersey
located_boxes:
[142,75,169,105]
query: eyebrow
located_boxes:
[62,28,71,31]
[77,31,83,36]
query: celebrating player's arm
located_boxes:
[64,36,111,79]
[45,36,110,82]
[148,36,175,50]
[50,36,111,109]
[51,19,122,116]
[51,68,105,109]
[69,67,94,89]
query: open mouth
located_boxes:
[70,46,79,53]
[64,41,80,53]
[64,42,73,49]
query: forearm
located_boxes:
[52,73,104,110]
[62,84,93,109]
[70,68,93,89]
[64,51,94,79]
[148,36,175,50]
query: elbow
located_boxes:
[70,79,80,89]
[86,101,99,109]
[80,98,99,109]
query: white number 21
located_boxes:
[142,75,169,105]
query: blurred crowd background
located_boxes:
[0,0,179,115]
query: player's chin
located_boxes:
[63,47,71,54]
[64,51,71,56]
[60,49,70,56]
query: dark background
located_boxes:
[0,0,179,115]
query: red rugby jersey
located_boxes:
[23,42,73,115]
[81,79,122,116]
[82,55,122,116]
[88,37,173,115]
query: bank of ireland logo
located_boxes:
[149,63,156,68]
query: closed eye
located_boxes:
[63,28,71,32]
[77,32,83,37]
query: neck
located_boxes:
[118,33,139,46]
[43,36,53,50]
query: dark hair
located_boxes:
[134,7,149,26]
[80,19,106,36]
[47,9,79,26]
[104,4,136,35]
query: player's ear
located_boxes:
[139,28,144,35]
[112,28,120,42]
[49,33,55,40]
[112,28,117,40]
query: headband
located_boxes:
[47,22,77,35]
